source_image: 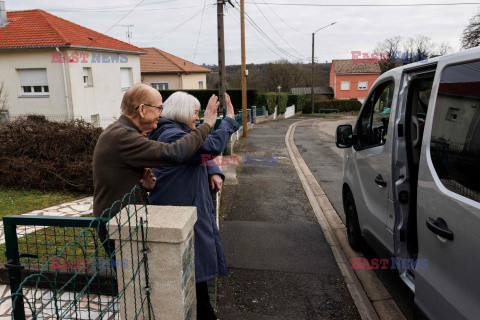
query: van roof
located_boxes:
[379,46,480,79]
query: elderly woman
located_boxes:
[148,91,239,320]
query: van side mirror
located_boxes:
[336,125,354,148]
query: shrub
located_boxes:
[158,89,258,110]
[303,99,362,113]
[277,94,288,114]
[0,116,102,193]
[266,93,277,114]
[287,94,307,112]
[256,93,268,107]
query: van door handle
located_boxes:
[426,217,454,241]
[375,174,387,187]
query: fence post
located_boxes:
[3,221,26,320]
[252,106,256,124]
[110,205,198,320]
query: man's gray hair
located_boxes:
[163,91,201,125]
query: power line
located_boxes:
[229,11,288,61]
[140,5,214,46]
[246,1,480,7]
[193,0,209,62]
[261,0,306,35]
[233,2,305,61]
[24,0,181,12]
[40,5,206,13]
[88,0,146,48]
[103,0,147,35]
[250,0,304,57]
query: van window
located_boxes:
[355,81,394,150]
[430,60,480,202]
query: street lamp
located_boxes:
[311,22,337,114]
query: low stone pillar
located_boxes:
[252,106,257,124]
[110,205,197,320]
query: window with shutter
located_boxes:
[18,69,49,96]
[120,68,132,90]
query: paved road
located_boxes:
[294,117,415,320]
[217,117,360,320]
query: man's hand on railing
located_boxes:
[225,93,235,119]
[204,95,220,128]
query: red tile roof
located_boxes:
[332,59,381,74]
[0,10,145,53]
[140,47,211,74]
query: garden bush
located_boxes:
[256,93,268,107]
[0,116,102,193]
[277,94,288,114]
[288,94,307,112]
[303,99,362,113]
[266,93,277,114]
[158,89,258,110]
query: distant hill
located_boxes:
[205,62,331,93]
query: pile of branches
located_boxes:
[0,116,102,193]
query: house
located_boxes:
[0,6,145,126]
[140,47,211,90]
[291,87,334,100]
[329,59,381,103]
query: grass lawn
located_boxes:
[0,188,87,219]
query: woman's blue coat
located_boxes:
[148,116,239,282]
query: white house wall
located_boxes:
[141,73,207,90]
[141,73,181,90]
[181,73,207,90]
[0,49,67,117]
[67,49,141,121]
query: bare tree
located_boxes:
[375,35,453,73]
[462,10,480,49]
[0,81,8,110]
[433,42,454,56]
[375,36,403,73]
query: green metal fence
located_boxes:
[0,186,155,320]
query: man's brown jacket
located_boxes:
[92,115,211,218]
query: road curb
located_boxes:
[286,119,406,320]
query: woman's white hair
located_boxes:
[162,91,201,125]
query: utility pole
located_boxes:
[240,0,247,136]
[217,0,227,114]
[311,32,315,114]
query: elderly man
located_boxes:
[93,83,219,219]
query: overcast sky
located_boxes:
[7,0,478,65]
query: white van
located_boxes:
[335,47,480,319]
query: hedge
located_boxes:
[0,116,102,193]
[303,99,362,113]
[266,93,277,114]
[277,94,288,114]
[158,89,258,110]
[288,95,307,112]
[256,93,268,108]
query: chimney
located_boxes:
[0,1,7,27]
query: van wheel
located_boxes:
[344,191,364,251]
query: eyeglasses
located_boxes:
[135,103,163,112]
[194,110,200,116]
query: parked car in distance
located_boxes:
[335,47,480,320]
